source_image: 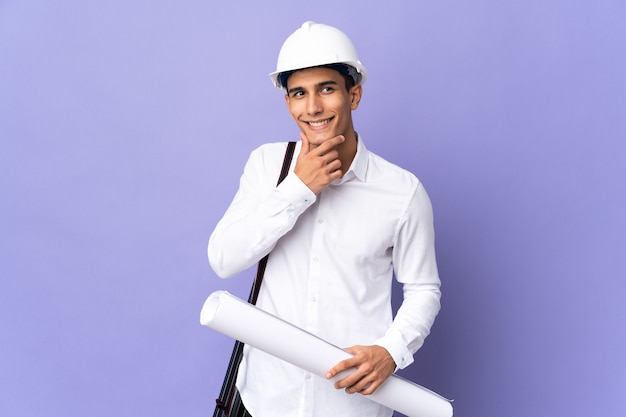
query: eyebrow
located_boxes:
[287,80,339,95]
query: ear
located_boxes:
[350,85,362,110]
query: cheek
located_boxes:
[340,101,355,117]
[288,100,305,119]
[286,103,300,121]
[286,97,299,118]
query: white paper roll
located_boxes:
[201,290,453,417]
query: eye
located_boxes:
[321,86,334,93]
[291,90,305,98]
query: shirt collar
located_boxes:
[331,133,368,185]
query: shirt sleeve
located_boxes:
[208,144,316,278]
[374,182,442,369]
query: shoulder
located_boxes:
[366,150,422,191]
[245,141,297,169]
[249,141,293,158]
[364,151,434,225]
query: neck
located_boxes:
[337,129,358,173]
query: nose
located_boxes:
[306,94,322,116]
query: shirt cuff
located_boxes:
[374,329,415,370]
[276,173,316,210]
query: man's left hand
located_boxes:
[325,345,396,395]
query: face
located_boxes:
[284,67,362,148]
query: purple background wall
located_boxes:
[1,1,624,416]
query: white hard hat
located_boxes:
[269,21,368,89]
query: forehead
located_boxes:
[287,67,344,88]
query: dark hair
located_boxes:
[279,63,361,91]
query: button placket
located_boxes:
[306,201,326,334]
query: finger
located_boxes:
[340,369,377,394]
[299,132,310,154]
[344,369,381,395]
[346,378,371,395]
[339,372,367,392]
[333,371,363,392]
[343,346,361,356]
[320,149,340,165]
[318,135,346,153]
[356,380,379,396]
[325,160,343,178]
[313,135,345,155]
[326,356,360,380]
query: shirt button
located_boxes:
[318,218,324,224]
[311,296,317,302]
[312,256,319,262]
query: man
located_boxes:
[208,21,441,417]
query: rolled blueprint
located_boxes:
[200,290,453,417]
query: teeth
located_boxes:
[309,119,329,127]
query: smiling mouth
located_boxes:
[307,118,332,128]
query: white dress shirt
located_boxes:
[208,137,441,417]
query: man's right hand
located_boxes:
[294,133,345,194]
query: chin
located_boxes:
[306,130,337,141]
[308,135,333,146]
